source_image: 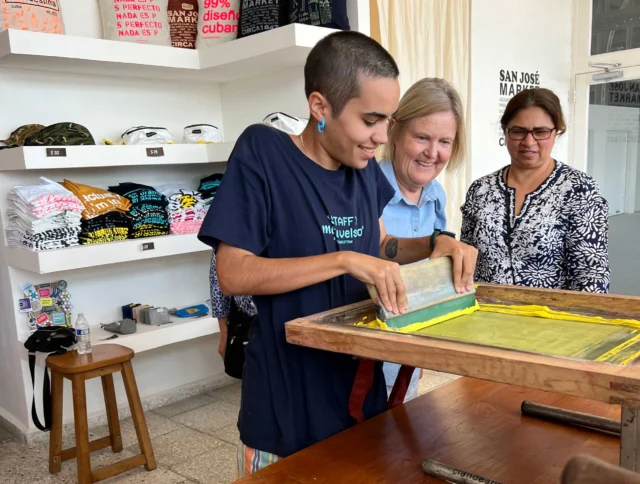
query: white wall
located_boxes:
[470,0,573,181]
[221,67,307,141]
[0,254,28,430]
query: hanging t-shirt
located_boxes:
[289,0,349,30]
[1,0,65,35]
[237,0,288,38]
[98,0,172,46]
[198,124,394,458]
[168,0,199,49]
[196,0,240,48]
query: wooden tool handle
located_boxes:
[562,455,640,484]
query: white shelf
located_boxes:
[91,316,220,353]
[0,24,336,81]
[0,28,200,80]
[0,143,233,170]
[198,24,337,82]
[6,233,211,274]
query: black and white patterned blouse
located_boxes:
[209,251,257,318]
[461,161,610,293]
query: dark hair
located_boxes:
[500,88,566,135]
[304,31,399,117]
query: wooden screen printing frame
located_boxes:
[285,283,640,480]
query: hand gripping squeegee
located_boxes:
[366,257,477,330]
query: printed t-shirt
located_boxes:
[61,180,131,220]
[198,124,395,457]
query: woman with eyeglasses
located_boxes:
[461,88,610,293]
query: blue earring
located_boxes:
[317,118,325,133]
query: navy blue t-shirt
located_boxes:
[198,124,395,457]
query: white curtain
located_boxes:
[375,0,471,234]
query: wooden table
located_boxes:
[284,284,640,480]
[236,378,621,483]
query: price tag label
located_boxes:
[146,147,164,157]
[142,242,155,251]
[46,148,67,157]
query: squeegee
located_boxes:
[367,257,477,330]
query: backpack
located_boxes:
[24,327,76,431]
[224,299,255,380]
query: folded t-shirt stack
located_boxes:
[198,174,223,207]
[79,212,131,244]
[6,177,84,251]
[155,184,208,234]
[108,183,170,238]
[60,180,132,245]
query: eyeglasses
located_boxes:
[506,127,556,140]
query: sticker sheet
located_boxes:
[19,280,72,335]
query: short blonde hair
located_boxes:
[384,78,467,172]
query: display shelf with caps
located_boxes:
[0,143,234,170]
[0,24,338,82]
[5,233,210,274]
[91,315,220,353]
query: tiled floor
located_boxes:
[0,372,458,483]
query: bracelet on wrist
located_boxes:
[430,229,456,251]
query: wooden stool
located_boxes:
[46,344,157,483]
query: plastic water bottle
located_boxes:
[75,313,92,355]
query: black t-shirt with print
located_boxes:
[199,124,394,458]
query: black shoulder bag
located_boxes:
[24,327,76,431]
[224,299,256,380]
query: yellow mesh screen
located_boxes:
[356,304,640,365]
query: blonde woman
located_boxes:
[380,77,467,401]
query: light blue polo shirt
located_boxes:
[379,159,447,399]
